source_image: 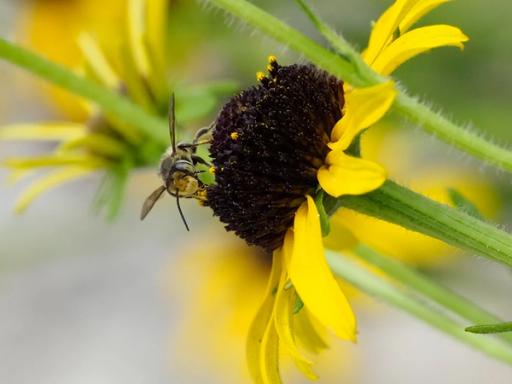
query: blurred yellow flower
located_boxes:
[167,232,359,383]
[2,0,170,216]
[20,0,127,119]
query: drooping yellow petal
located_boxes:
[6,170,35,185]
[318,151,386,197]
[288,196,357,341]
[0,123,86,141]
[399,0,451,33]
[363,0,418,65]
[77,33,120,88]
[247,249,283,384]
[14,166,98,213]
[273,247,317,380]
[260,318,282,384]
[372,25,469,75]
[330,82,396,150]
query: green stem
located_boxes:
[353,244,512,345]
[394,93,512,173]
[326,251,512,366]
[205,0,512,174]
[0,38,168,145]
[330,180,512,268]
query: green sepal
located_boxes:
[314,190,331,237]
[293,295,305,315]
[448,188,484,220]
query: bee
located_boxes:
[140,93,212,230]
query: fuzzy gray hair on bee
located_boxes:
[140,93,212,230]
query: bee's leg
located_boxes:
[193,123,214,143]
[190,123,214,153]
[191,154,211,167]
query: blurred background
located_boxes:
[1,0,512,383]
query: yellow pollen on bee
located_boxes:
[208,166,216,174]
[266,64,273,72]
[230,132,239,140]
[268,55,277,64]
[256,71,266,81]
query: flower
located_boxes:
[20,0,127,119]
[168,230,362,383]
[2,0,236,217]
[205,59,383,382]
[204,0,469,381]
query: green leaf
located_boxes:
[466,322,512,334]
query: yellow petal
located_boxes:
[318,151,386,197]
[127,0,151,77]
[0,123,86,141]
[145,0,169,103]
[14,166,98,213]
[399,0,451,32]
[77,33,120,88]
[59,133,127,158]
[288,196,357,341]
[4,154,106,169]
[330,82,396,150]
[247,249,283,384]
[372,25,469,75]
[260,318,282,384]
[364,0,418,65]
[273,262,317,380]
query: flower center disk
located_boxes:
[206,62,344,251]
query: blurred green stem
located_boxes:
[0,38,168,146]
[327,251,512,366]
[206,0,512,174]
[353,244,512,345]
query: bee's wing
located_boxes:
[140,185,166,220]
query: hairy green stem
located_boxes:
[205,0,512,174]
[353,244,512,345]
[0,38,168,145]
[327,251,512,366]
[330,180,512,268]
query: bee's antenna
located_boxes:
[175,191,190,231]
[169,92,176,152]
